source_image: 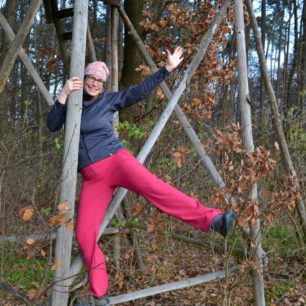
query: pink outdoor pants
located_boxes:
[75,149,221,297]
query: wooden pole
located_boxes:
[234,1,265,305]
[0,0,42,92]
[109,266,239,304]
[0,12,53,106]
[110,4,122,272]
[51,1,88,305]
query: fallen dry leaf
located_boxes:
[27,289,37,300]
[19,206,34,222]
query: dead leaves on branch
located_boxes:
[19,201,73,230]
[138,2,235,120]
[18,201,73,261]
[48,202,74,231]
[23,237,46,260]
[208,124,298,227]
[48,213,66,227]
[181,93,214,120]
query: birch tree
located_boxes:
[234,0,265,305]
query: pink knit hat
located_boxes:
[84,61,110,82]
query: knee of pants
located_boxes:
[75,227,97,251]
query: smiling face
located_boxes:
[83,74,104,98]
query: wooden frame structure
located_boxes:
[3,0,293,305]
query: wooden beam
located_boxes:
[51,1,88,305]
[0,227,122,243]
[0,0,43,92]
[0,12,53,106]
[109,266,239,304]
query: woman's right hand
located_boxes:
[58,77,83,104]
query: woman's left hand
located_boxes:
[165,46,184,73]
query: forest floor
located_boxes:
[0,210,305,306]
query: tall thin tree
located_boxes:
[234,0,266,305]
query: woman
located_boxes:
[47,47,234,306]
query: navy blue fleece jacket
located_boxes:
[47,67,169,169]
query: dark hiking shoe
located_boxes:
[210,211,234,237]
[73,293,110,306]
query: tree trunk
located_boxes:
[104,5,112,66]
[259,0,266,123]
[234,1,266,305]
[246,0,306,241]
[51,1,88,305]
[282,5,292,114]
[276,9,284,104]
[286,0,299,111]
[119,0,144,121]
[219,37,235,127]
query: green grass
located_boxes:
[266,280,293,301]
[1,242,52,292]
[263,226,298,258]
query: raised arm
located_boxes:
[111,46,184,110]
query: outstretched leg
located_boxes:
[109,149,222,232]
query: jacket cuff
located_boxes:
[161,66,170,77]
[54,99,66,107]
